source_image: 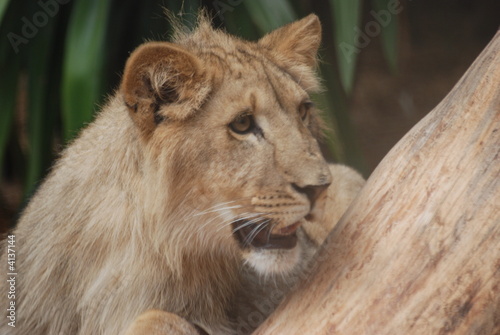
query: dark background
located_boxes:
[0,0,499,233]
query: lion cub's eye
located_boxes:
[229,114,255,134]
[299,100,314,121]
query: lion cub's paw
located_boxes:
[302,164,364,246]
[125,310,200,335]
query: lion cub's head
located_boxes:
[120,14,331,275]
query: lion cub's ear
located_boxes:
[120,42,210,136]
[258,14,321,68]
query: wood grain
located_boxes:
[254,30,500,335]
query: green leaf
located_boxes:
[0,0,9,25]
[220,2,259,40]
[0,0,15,171]
[329,0,362,93]
[372,0,399,73]
[24,8,58,195]
[0,59,17,173]
[61,0,112,141]
[243,0,297,34]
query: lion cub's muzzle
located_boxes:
[232,182,330,250]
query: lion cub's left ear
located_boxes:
[258,14,321,69]
[120,42,210,136]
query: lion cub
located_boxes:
[0,13,363,335]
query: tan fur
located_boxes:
[0,14,364,335]
[124,310,200,335]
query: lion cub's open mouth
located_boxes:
[232,219,303,249]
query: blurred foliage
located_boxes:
[61,0,112,140]
[0,0,399,207]
[329,0,362,93]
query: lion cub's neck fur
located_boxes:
[7,98,241,333]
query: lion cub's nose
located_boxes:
[292,182,331,208]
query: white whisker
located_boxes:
[216,212,261,232]
[232,215,268,233]
[192,196,254,217]
[197,199,240,212]
[244,219,271,246]
[192,204,244,217]
[196,210,234,233]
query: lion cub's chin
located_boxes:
[242,242,302,276]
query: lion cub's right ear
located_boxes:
[120,42,211,137]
